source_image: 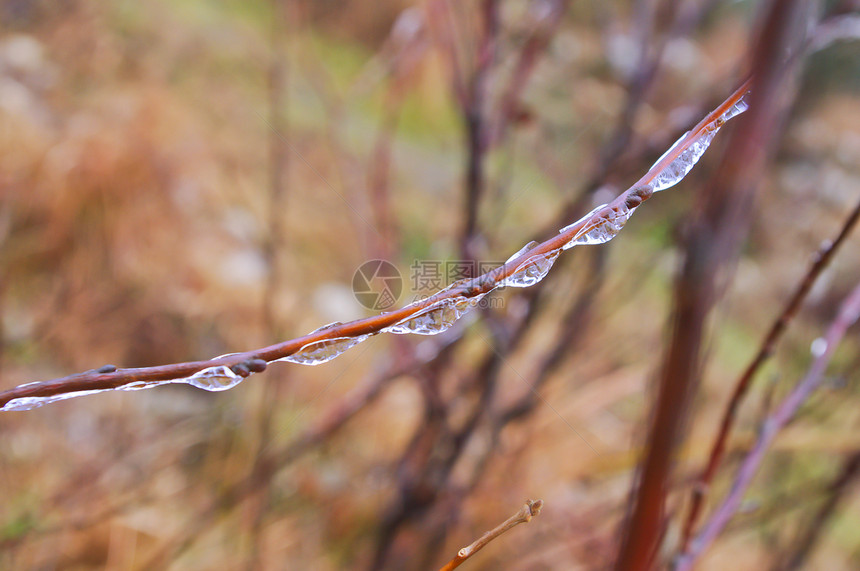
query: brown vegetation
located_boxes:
[2,1,859,569]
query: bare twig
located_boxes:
[615,1,805,567]
[675,280,860,570]
[438,499,544,571]
[775,450,860,570]
[460,0,498,265]
[680,195,860,551]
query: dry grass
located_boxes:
[2,1,859,569]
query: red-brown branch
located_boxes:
[679,195,860,551]
[676,279,860,570]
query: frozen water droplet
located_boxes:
[279,335,369,365]
[120,381,160,391]
[721,92,749,121]
[184,365,244,391]
[564,204,632,247]
[213,352,241,360]
[559,204,606,238]
[650,128,718,192]
[1,390,109,411]
[810,337,828,358]
[453,293,486,318]
[648,94,748,193]
[503,250,560,288]
[384,299,462,335]
[310,321,344,334]
[506,241,540,264]
[653,131,689,170]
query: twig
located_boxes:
[675,280,860,571]
[438,499,544,571]
[614,1,805,567]
[679,194,860,550]
[460,0,498,265]
[775,450,860,570]
[0,74,753,410]
[246,1,292,567]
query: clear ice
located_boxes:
[0,365,246,411]
[503,250,560,288]
[556,200,635,250]
[184,366,244,391]
[648,92,749,193]
[1,390,112,411]
[505,241,540,264]
[384,298,464,335]
[278,335,370,365]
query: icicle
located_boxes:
[649,127,718,192]
[506,241,540,264]
[570,203,634,246]
[310,321,344,333]
[1,390,110,411]
[721,92,750,121]
[649,92,749,193]
[384,298,462,335]
[653,131,689,171]
[278,335,370,365]
[183,365,244,391]
[503,250,560,288]
[559,204,606,238]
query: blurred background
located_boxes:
[1,0,859,569]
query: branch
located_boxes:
[675,279,860,571]
[679,194,860,550]
[614,0,804,565]
[775,449,860,570]
[438,499,543,571]
[0,77,753,411]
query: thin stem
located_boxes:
[615,1,803,566]
[438,499,544,571]
[679,195,860,551]
[676,280,860,571]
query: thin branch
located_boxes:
[614,1,805,566]
[775,449,860,571]
[460,0,499,264]
[675,280,860,571]
[0,76,753,410]
[438,499,544,571]
[679,194,860,550]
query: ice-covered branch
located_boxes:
[0,78,752,412]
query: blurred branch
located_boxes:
[0,77,752,410]
[246,0,292,567]
[141,355,426,568]
[680,194,860,551]
[675,280,860,570]
[499,248,607,424]
[774,449,860,570]
[614,0,805,567]
[459,0,498,264]
[438,499,544,571]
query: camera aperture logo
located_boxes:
[352,260,403,311]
